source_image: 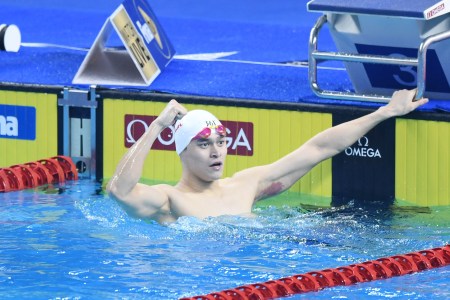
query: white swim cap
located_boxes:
[174,110,222,155]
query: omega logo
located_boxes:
[224,127,252,152]
[344,136,381,158]
[124,115,254,156]
[126,119,175,146]
[357,136,369,147]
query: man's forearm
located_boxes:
[107,121,165,197]
[311,106,393,157]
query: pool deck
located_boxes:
[0,0,448,111]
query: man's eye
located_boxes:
[199,142,209,148]
[217,140,225,147]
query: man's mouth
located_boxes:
[209,162,222,168]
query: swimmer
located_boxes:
[107,89,428,223]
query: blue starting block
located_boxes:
[307,0,450,102]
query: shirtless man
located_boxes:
[107,89,427,223]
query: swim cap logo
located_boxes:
[205,120,217,127]
[125,114,254,156]
[174,122,182,132]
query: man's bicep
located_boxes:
[113,183,170,218]
[233,165,289,202]
[253,147,321,200]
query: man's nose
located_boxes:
[210,144,220,158]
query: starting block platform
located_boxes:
[308,0,450,102]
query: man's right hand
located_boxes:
[155,99,188,128]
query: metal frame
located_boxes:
[308,14,450,103]
[58,86,98,179]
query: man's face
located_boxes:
[181,132,227,182]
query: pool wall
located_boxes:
[1,85,449,207]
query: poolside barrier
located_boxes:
[181,245,450,300]
[0,156,78,192]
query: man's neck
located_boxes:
[176,175,220,193]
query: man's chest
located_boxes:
[169,187,255,218]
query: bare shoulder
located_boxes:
[109,182,174,219]
[145,183,176,203]
[154,183,176,192]
[231,164,270,181]
[230,163,293,201]
[225,165,271,192]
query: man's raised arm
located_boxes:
[253,89,428,200]
[106,100,187,216]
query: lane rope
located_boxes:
[180,245,450,300]
[0,156,78,192]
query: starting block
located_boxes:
[73,0,175,87]
[307,0,450,102]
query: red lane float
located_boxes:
[181,245,450,300]
[10,164,40,188]
[24,161,54,185]
[52,156,78,181]
[0,156,78,192]
[0,167,24,191]
[37,158,66,183]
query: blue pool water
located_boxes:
[0,179,449,299]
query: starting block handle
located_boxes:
[308,14,450,103]
[417,28,450,100]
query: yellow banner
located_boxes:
[103,98,332,199]
[396,119,450,206]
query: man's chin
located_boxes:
[207,170,224,181]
